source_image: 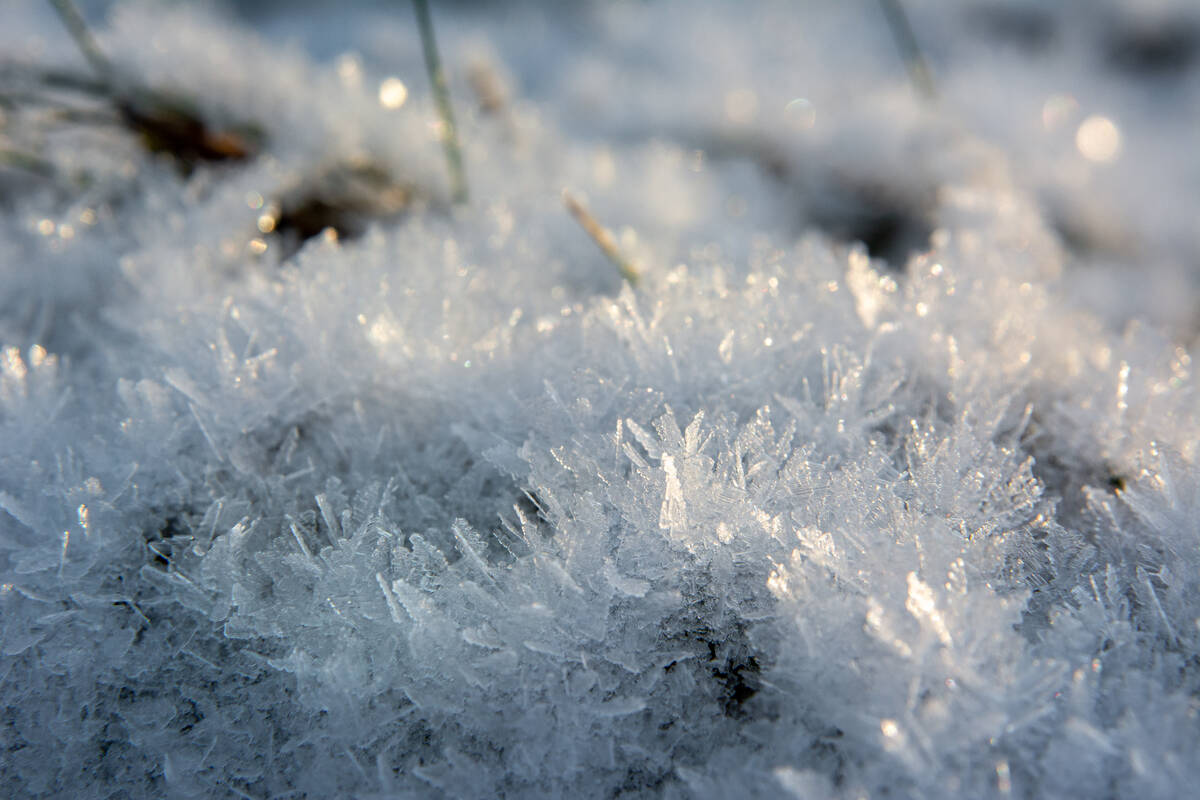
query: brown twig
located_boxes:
[45,0,261,171]
[563,189,641,286]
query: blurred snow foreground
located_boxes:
[3,0,1200,797]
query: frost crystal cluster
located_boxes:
[3,1,1200,797]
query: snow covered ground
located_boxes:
[3,1,1200,796]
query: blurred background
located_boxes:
[5,0,1200,338]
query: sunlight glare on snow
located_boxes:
[4,347,27,380]
[1076,115,1121,163]
[368,316,400,346]
[257,206,278,233]
[378,77,409,110]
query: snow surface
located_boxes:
[3,0,1200,797]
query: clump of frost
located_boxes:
[3,1,1200,798]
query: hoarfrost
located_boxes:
[2,0,1200,797]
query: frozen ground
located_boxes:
[2,1,1200,797]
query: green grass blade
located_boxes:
[412,0,468,204]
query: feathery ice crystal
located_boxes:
[3,1,1200,797]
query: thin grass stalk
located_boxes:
[47,0,114,85]
[876,0,937,100]
[412,0,468,204]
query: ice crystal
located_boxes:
[2,0,1200,797]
